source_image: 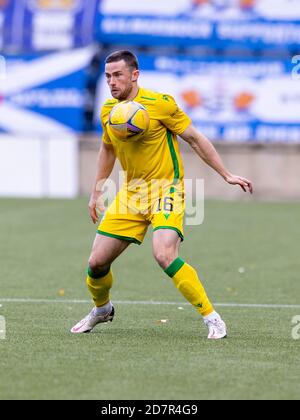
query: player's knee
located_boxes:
[154,250,176,270]
[88,256,110,275]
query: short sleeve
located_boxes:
[101,122,112,145]
[158,94,191,135]
[100,106,112,145]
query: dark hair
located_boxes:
[105,50,139,71]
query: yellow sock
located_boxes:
[165,258,214,317]
[86,267,113,307]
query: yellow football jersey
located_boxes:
[101,87,191,185]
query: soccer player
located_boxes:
[71,50,253,338]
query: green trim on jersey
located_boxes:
[104,101,117,106]
[97,230,142,245]
[164,257,185,278]
[166,130,180,184]
[140,96,157,101]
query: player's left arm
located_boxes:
[180,124,253,193]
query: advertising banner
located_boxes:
[1,0,100,51]
[96,54,300,142]
[0,47,95,134]
[97,0,300,48]
[0,0,15,50]
[22,0,99,51]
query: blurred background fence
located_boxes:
[1,0,300,199]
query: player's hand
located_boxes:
[225,174,253,194]
[88,192,106,224]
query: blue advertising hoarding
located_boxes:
[22,0,99,51]
[0,0,100,52]
[96,54,300,142]
[2,0,300,51]
[96,0,300,49]
[0,47,95,134]
[0,0,15,50]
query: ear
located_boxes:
[131,69,139,82]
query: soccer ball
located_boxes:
[107,101,150,142]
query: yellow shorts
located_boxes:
[98,184,185,245]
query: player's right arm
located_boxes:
[89,142,116,224]
[89,105,116,224]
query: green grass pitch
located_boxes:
[0,198,299,400]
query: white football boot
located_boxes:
[70,306,114,334]
[204,315,227,340]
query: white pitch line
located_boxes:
[0,298,299,309]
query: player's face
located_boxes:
[105,60,139,100]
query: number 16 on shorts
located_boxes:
[0,316,6,339]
